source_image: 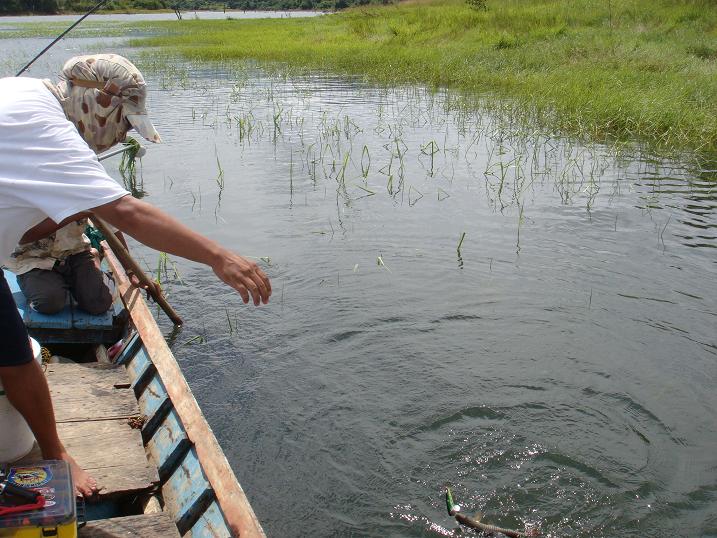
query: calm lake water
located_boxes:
[1,18,716,538]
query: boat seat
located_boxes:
[3,269,125,345]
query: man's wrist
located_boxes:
[204,243,227,268]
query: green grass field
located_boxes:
[133,0,717,153]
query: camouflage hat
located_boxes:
[57,54,161,152]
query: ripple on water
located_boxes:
[385,367,704,537]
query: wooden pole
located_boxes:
[91,216,183,327]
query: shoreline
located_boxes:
[131,0,717,155]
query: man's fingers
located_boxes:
[255,267,272,297]
[234,284,250,304]
[241,261,270,305]
[213,253,272,306]
[251,272,270,304]
[243,279,258,306]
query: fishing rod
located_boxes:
[98,142,146,162]
[16,0,110,77]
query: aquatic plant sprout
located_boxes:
[118,136,145,197]
[118,55,716,271]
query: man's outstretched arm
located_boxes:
[92,195,271,306]
[19,212,92,244]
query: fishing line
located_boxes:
[16,0,111,77]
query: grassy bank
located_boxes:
[133,0,717,152]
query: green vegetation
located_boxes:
[0,0,181,14]
[0,0,59,14]
[0,0,378,15]
[133,0,717,152]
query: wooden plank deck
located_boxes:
[13,360,175,535]
[47,363,137,423]
[79,513,180,537]
[19,362,159,503]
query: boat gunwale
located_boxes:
[102,242,266,538]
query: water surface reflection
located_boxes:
[1,37,715,538]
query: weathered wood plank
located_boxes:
[188,500,232,538]
[57,420,158,497]
[79,513,181,537]
[125,345,154,389]
[146,408,190,479]
[163,446,212,534]
[136,373,169,429]
[16,421,158,499]
[46,362,140,422]
[104,246,266,538]
[26,361,159,497]
[114,332,142,366]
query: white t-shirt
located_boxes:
[0,77,129,266]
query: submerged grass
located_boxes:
[132,0,717,153]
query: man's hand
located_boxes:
[212,251,271,306]
[127,271,163,300]
[93,196,271,306]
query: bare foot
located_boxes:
[60,452,98,497]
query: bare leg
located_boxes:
[0,361,98,497]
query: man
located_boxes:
[8,218,117,315]
[0,54,271,497]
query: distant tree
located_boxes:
[133,0,168,8]
[0,0,22,13]
[0,0,392,13]
[33,0,60,12]
[0,0,59,13]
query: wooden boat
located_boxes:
[2,243,265,538]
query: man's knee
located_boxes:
[67,252,112,315]
[75,289,112,315]
[28,289,67,314]
[30,290,67,314]
[74,276,112,315]
[17,270,67,314]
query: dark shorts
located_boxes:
[0,271,33,367]
[17,251,112,316]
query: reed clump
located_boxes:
[133,0,717,153]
